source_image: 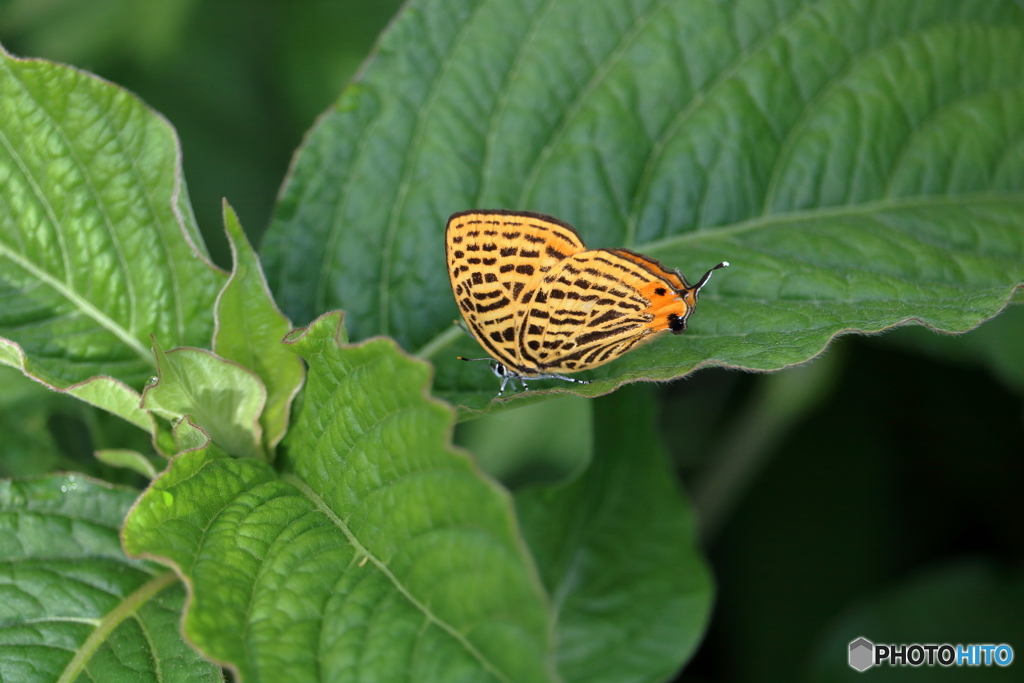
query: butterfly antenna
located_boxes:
[456,356,493,362]
[694,261,729,291]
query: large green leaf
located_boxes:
[0,474,220,683]
[517,385,712,683]
[124,312,555,683]
[263,0,1024,413]
[0,46,226,389]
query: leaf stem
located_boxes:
[57,570,178,683]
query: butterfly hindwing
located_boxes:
[446,210,585,372]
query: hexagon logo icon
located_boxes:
[849,637,874,672]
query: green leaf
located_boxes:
[0,474,221,683]
[214,201,304,453]
[262,0,1024,413]
[141,337,266,460]
[124,312,556,683]
[94,448,158,479]
[65,377,154,434]
[807,561,1024,682]
[517,385,712,683]
[171,415,210,453]
[0,46,226,389]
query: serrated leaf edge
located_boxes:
[213,199,304,451]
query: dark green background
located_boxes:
[1,1,1020,681]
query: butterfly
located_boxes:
[446,210,727,396]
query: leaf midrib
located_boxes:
[640,191,1024,254]
[284,473,520,683]
[0,242,153,363]
[56,570,178,683]
[283,474,519,683]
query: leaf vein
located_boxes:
[283,474,518,683]
[629,0,816,241]
[640,192,1024,253]
[378,0,496,337]
[0,58,140,337]
[476,0,561,206]
[518,0,674,210]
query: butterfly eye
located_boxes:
[667,313,687,334]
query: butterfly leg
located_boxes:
[533,373,591,385]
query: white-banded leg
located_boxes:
[498,372,514,396]
[457,357,589,397]
[532,373,591,385]
[521,371,589,392]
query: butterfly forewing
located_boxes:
[518,249,692,373]
[446,210,585,372]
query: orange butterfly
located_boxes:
[447,210,727,395]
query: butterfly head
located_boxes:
[669,261,729,335]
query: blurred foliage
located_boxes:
[0,367,153,484]
[0,2,1021,681]
[808,560,1024,682]
[881,303,1024,395]
[674,335,1023,682]
[457,394,593,488]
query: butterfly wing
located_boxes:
[446,210,586,373]
[517,248,692,373]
